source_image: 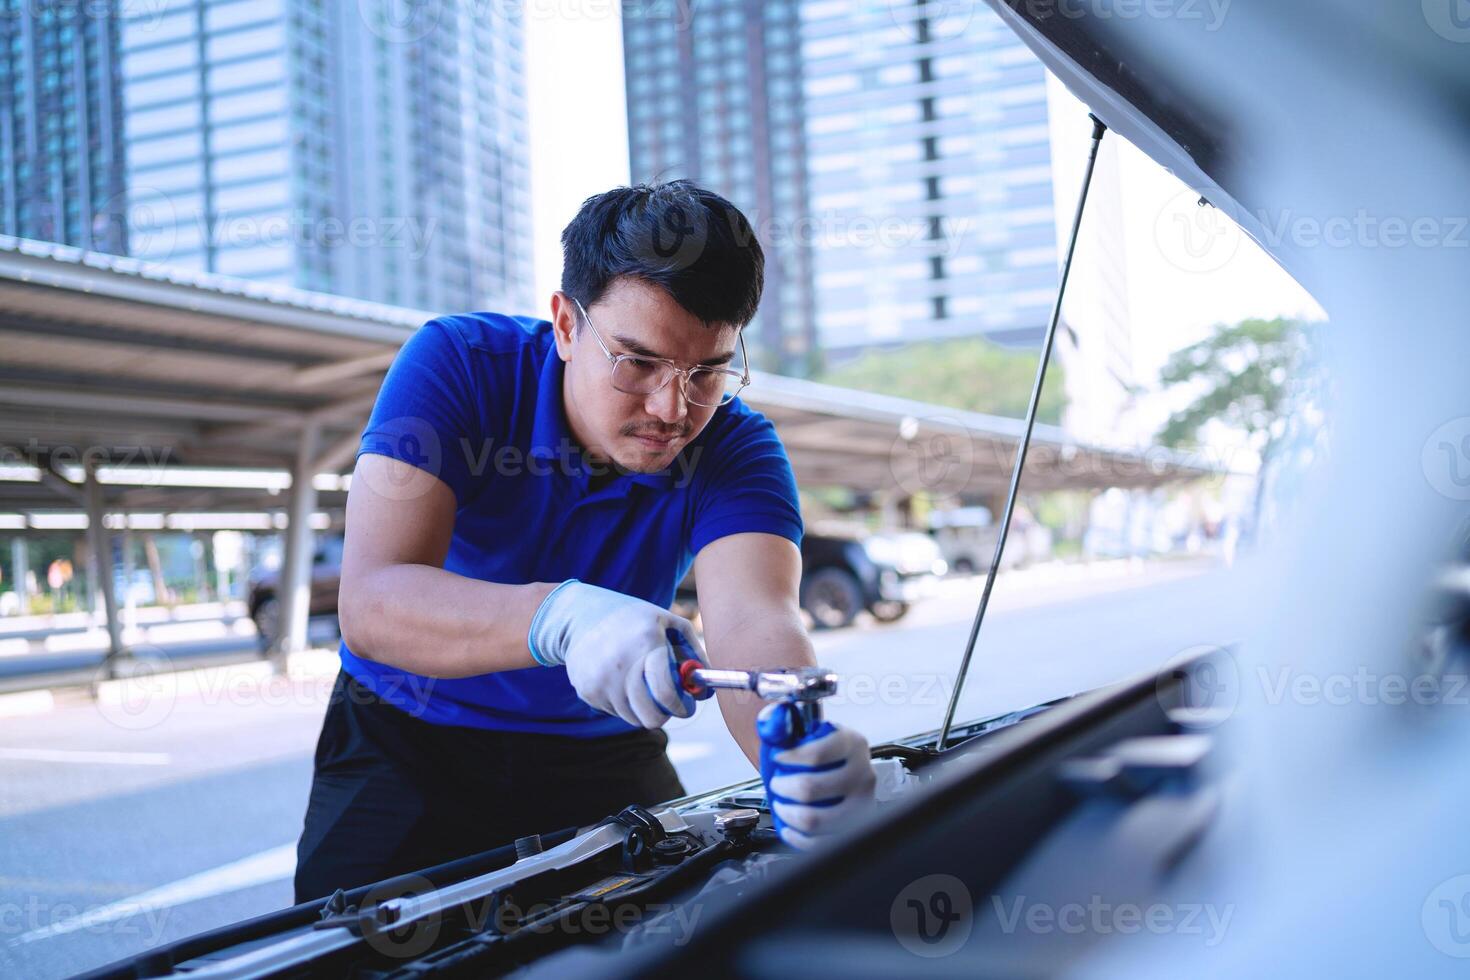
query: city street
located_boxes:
[0,559,1239,979]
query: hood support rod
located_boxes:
[936,114,1109,751]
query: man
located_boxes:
[294,181,876,902]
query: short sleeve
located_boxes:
[688,408,803,555]
[357,318,483,505]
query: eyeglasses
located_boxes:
[571,296,751,408]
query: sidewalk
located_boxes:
[0,601,250,636]
[0,603,338,697]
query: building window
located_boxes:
[932,295,947,319]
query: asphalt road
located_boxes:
[0,559,1240,979]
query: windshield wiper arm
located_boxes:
[936,114,1109,751]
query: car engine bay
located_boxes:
[79,681,1233,980]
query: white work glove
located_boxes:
[527,579,704,729]
[765,722,878,850]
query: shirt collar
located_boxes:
[528,336,678,491]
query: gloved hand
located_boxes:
[759,705,877,850]
[528,579,705,728]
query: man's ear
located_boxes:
[549,291,577,362]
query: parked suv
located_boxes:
[676,527,947,631]
[929,505,1052,574]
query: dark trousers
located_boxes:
[294,671,686,903]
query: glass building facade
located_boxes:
[623,0,818,375]
[117,0,531,313]
[335,0,532,313]
[0,0,128,253]
[623,0,1062,367]
[801,0,1060,355]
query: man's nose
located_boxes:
[645,375,689,424]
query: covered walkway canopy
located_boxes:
[0,237,1220,661]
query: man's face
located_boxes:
[551,278,741,474]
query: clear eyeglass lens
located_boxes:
[612,358,667,393]
[612,359,740,406]
[686,369,734,404]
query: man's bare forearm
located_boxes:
[705,608,816,769]
[339,565,556,678]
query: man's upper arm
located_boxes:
[357,317,485,507]
[692,532,805,663]
[343,454,458,580]
[342,316,481,590]
[688,410,803,557]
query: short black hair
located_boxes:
[560,179,764,328]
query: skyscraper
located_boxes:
[622,0,817,375]
[622,0,1066,368]
[0,1,129,254]
[333,1,532,313]
[800,0,1060,356]
[116,0,532,313]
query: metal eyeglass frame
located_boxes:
[571,296,751,408]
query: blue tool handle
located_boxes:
[758,701,836,840]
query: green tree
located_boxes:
[815,336,1066,423]
[1157,316,1313,453]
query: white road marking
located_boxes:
[10,843,296,946]
[0,747,172,766]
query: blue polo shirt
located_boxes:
[338,312,803,736]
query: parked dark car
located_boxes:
[797,528,946,628]
[676,528,946,631]
[246,536,343,652]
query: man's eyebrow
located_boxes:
[611,333,735,367]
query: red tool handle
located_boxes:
[678,658,711,698]
[667,628,713,700]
